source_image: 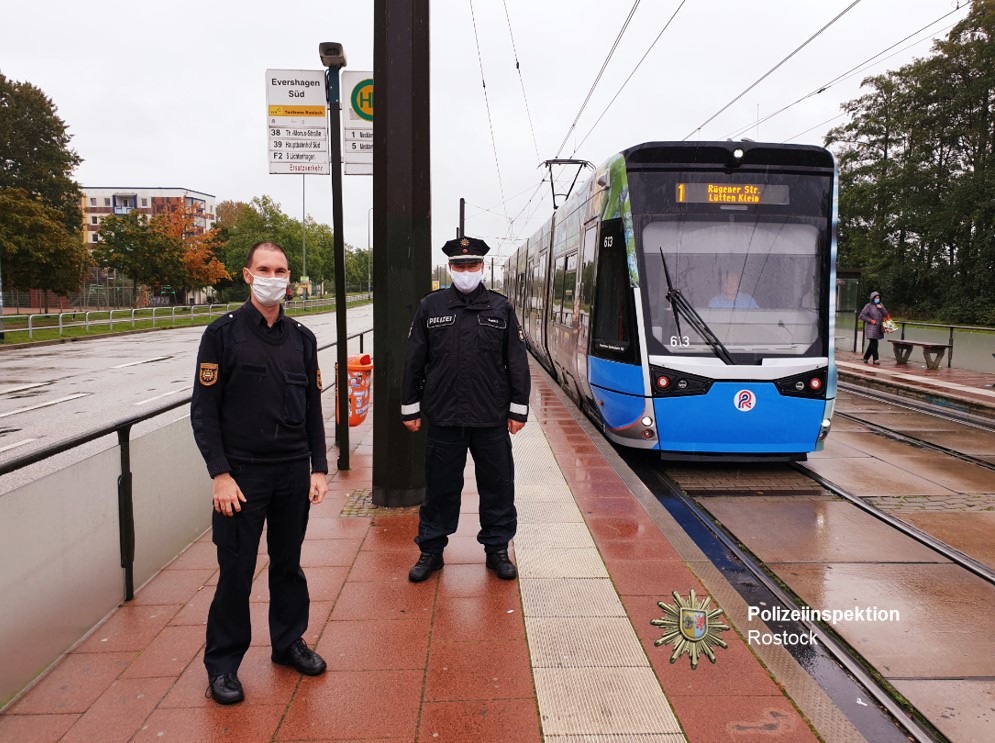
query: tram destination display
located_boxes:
[676,183,790,205]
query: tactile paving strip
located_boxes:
[533,668,683,736]
[526,617,649,668]
[512,413,684,739]
[519,578,628,618]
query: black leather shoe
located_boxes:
[485,549,518,580]
[408,552,444,582]
[272,638,326,676]
[206,673,244,705]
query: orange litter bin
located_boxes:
[335,353,373,426]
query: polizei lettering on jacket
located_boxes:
[427,315,456,328]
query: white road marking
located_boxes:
[0,383,48,395]
[0,438,37,454]
[0,393,90,419]
[134,386,192,406]
[111,356,171,369]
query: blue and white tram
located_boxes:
[504,141,837,459]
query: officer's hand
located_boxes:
[309,473,328,505]
[213,473,246,517]
[508,419,526,435]
[403,419,421,432]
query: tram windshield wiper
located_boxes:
[659,248,735,365]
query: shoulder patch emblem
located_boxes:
[199,363,219,386]
[316,369,323,391]
[518,326,525,342]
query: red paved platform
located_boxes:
[836,348,995,419]
[0,367,820,742]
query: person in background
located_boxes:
[859,290,891,365]
[191,241,328,705]
[400,236,531,583]
[708,271,759,309]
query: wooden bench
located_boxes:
[888,339,952,370]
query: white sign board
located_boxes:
[265,69,329,175]
[342,71,373,176]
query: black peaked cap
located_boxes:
[443,236,490,262]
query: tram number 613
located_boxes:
[671,336,690,347]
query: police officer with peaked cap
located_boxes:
[401,236,531,582]
[191,241,329,705]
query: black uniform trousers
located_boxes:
[204,459,311,675]
[415,425,516,554]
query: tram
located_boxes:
[504,141,838,459]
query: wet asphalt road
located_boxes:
[0,305,373,494]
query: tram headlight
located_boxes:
[794,381,805,391]
[655,375,670,390]
[640,416,653,427]
[809,377,823,391]
[733,147,744,159]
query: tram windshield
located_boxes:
[641,219,824,360]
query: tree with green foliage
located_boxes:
[0,72,83,235]
[0,189,93,309]
[92,210,185,305]
[827,0,995,323]
[213,196,342,301]
[1,72,89,305]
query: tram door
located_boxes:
[575,222,599,402]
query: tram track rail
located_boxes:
[627,456,946,743]
[793,464,995,589]
[837,382,995,473]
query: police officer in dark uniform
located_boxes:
[191,241,328,705]
[401,236,531,582]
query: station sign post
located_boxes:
[342,71,373,176]
[265,69,329,175]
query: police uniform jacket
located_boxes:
[191,300,327,478]
[401,284,530,427]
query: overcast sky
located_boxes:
[1,0,969,271]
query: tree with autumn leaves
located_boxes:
[93,204,229,305]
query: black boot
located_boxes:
[485,549,517,580]
[408,552,444,582]
[206,673,244,705]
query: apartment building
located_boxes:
[81,187,216,244]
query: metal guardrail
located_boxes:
[842,313,995,368]
[0,326,373,601]
[0,294,373,342]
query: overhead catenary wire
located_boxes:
[723,7,967,141]
[469,0,510,230]
[570,0,688,157]
[553,0,642,158]
[683,0,866,140]
[502,0,541,163]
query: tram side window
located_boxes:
[591,219,639,364]
[562,253,578,326]
[552,256,566,324]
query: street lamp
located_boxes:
[320,41,350,470]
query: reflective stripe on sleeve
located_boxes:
[509,402,528,416]
[401,402,421,415]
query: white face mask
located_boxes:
[248,273,289,307]
[450,266,483,294]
